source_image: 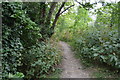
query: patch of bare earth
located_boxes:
[59,41,92,78]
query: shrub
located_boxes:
[20,42,60,78]
[2,2,60,79]
[72,27,120,69]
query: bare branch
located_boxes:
[59,4,75,15]
[74,0,97,7]
[51,2,66,29]
[74,0,83,6]
[48,2,66,37]
[57,2,66,16]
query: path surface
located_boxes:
[59,41,91,78]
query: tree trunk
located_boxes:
[41,2,57,38]
[48,2,66,37]
[45,2,57,26]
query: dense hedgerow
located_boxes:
[2,2,60,79]
[20,42,60,78]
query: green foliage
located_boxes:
[2,2,41,47]
[20,42,60,78]
[2,2,60,79]
[55,2,120,70]
[2,1,120,79]
[72,26,120,69]
[118,1,120,38]
[95,3,118,28]
[22,2,48,25]
[8,72,24,78]
[2,26,23,78]
[54,7,91,41]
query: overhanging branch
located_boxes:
[74,0,83,6]
[59,4,75,15]
[51,2,66,29]
[74,0,97,8]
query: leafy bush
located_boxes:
[20,42,60,78]
[2,2,60,79]
[8,72,24,78]
[2,2,41,78]
[2,25,24,78]
[72,27,120,69]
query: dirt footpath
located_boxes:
[59,41,91,78]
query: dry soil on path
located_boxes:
[59,41,91,78]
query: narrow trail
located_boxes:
[59,41,91,78]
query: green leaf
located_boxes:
[93,53,99,57]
